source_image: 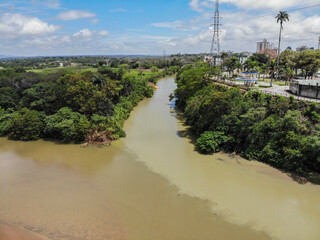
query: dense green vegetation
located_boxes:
[219,49,320,83]
[175,63,320,177]
[0,55,191,70]
[0,64,177,144]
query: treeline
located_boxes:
[0,55,189,70]
[0,66,175,144]
[175,63,320,177]
[215,49,320,81]
[243,49,320,80]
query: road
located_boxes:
[225,80,320,103]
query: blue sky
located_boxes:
[1,0,320,56]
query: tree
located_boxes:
[268,59,277,83]
[10,108,45,141]
[120,64,130,72]
[175,65,219,109]
[0,87,19,109]
[249,53,270,67]
[275,11,289,86]
[282,66,294,85]
[196,131,229,153]
[298,50,320,79]
[20,83,56,114]
[0,108,13,136]
[243,58,259,72]
[150,66,159,72]
[260,63,268,81]
[45,107,90,143]
[222,56,240,77]
[220,52,230,61]
[280,49,299,75]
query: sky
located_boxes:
[0,0,320,56]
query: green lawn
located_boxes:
[124,69,163,79]
[259,78,287,86]
[27,66,97,74]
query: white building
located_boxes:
[256,39,274,53]
[296,46,314,52]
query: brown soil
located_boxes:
[0,223,50,240]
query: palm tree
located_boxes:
[274,11,289,86]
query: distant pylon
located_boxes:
[318,36,320,49]
[210,0,221,60]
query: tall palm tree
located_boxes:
[274,11,289,87]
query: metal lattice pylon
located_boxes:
[210,0,220,57]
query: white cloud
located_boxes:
[20,35,71,48]
[91,18,99,24]
[0,13,59,39]
[98,30,109,36]
[31,0,61,9]
[219,11,320,50]
[73,28,93,41]
[223,0,300,10]
[152,19,203,31]
[109,8,127,13]
[2,0,320,56]
[190,0,203,12]
[150,9,320,54]
[46,0,61,9]
[190,0,310,11]
[57,10,96,21]
[139,35,172,40]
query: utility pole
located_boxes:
[210,0,221,66]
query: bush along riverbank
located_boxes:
[174,63,320,180]
[0,66,177,146]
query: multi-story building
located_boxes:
[234,52,252,64]
[296,46,314,52]
[256,39,274,53]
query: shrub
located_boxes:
[9,108,45,141]
[0,108,13,136]
[196,131,229,153]
[45,107,90,143]
[0,87,19,109]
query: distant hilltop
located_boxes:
[0,54,160,59]
[0,55,15,59]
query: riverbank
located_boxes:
[122,77,320,240]
[1,77,320,240]
[0,223,50,240]
[175,63,320,179]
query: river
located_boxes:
[0,77,319,240]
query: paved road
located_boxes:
[258,82,320,103]
[225,80,320,103]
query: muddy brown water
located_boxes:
[0,77,320,240]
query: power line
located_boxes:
[286,3,320,12]
[253,2,320,19]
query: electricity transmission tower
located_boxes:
[210,0,221,65]
[318,36,320,49]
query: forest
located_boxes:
[175,63,320,178]
[0,65,177,145]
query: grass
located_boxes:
[27,66,97,74]
[124,69,163,79]
[259,78,288,86]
